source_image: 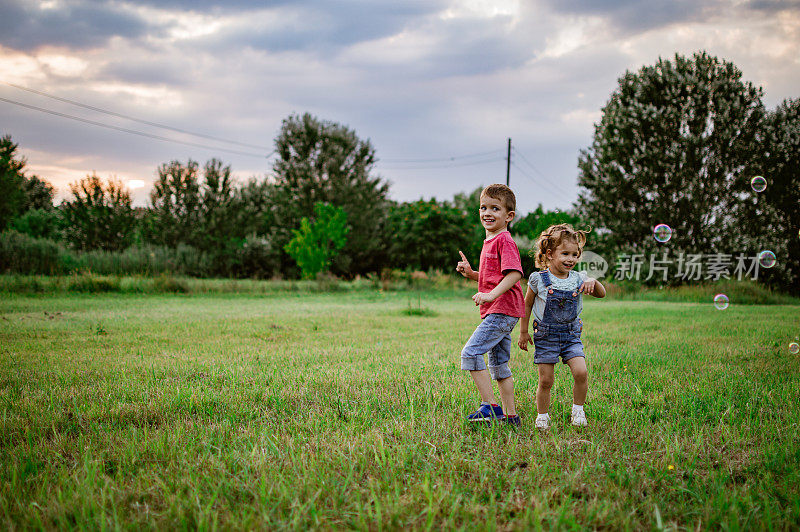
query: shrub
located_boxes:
[10,208,63,240]
[0,230,68,274]
[152,273,189,293]
[67,273,121,293]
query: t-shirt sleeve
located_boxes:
[577,270,589,283]
[498,234,523,275]
[527,272,539,293]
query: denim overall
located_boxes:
[532,270,584,364]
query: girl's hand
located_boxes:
[518,332,532,351]
[578,278,596,295]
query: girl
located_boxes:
[518,223,606,429]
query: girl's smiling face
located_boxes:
[547,240,581,274]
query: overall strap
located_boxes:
[539,270,553,287]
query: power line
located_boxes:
[511,146,574,198]
[511,160,573,200]
[2,81,272,151]
[380,149,505,164]
[379,156,506,171]
[0,96,275,159]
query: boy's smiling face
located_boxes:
[479,194,515,236]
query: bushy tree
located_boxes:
[10,208,62,240]
[576,52,764,264]
[512,204,582,240]
[21,175,55,212]
[0,135,56,232]
[62,174,136,251]
[750,98,800,289]
[272,113,391,276]
[284,202,348,279]
[387,199,473,271]
[0,135,28,231]
[145,160,201,247]
[197,158,236,252]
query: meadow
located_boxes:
[1,286,799,529]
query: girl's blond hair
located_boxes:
[534,223,589,269]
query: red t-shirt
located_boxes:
[478,231,525,319]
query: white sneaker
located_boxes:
[571,410,587,426]
[535,415,550,430]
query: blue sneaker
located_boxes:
[501,414,521,426]
[467,402,504,422]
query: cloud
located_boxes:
[746,0,800,14]
[0,0,150,50]
[194,1,451,55]
[1,0,798,215]
[539,0,727,34]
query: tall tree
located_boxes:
[21,175,55,212]
[197,158,236,252]
[751,98,800,289]
[272,113,391,276]
[145,160,201,247]
[61,174,136,251]
[576,52,764,264]
[0,134,27,231]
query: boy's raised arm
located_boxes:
[456,250,479,282]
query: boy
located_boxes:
[455,184,525,425]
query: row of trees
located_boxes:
[2,52,797,286]
[1,115,573,279]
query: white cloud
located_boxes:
[0,0,798,214]
[37,53,89,77]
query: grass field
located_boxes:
[1,289,799,529]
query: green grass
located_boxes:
[1,290,799,529]
[2,274,797,305]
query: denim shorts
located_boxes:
[461,313,519,380]
[533,319,584,365]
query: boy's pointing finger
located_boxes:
[459,250,467,262]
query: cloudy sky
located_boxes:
[1,0,798,213]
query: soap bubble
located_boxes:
[750,176,767,192]
[653,224,672,243]
[790,342,800,354]
[758,250,776,268]
[713,293,729,310]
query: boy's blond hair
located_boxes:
[481,184,516,213]
[534,223,589,269]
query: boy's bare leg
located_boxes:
[470,369,497,405]
[497,376,516,416]
[536,363,555,414]
[566,357,588,405]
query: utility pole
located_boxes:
[505,137,511,187]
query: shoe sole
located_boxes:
[468,416,499,423]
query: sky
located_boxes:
[1,0,798,214]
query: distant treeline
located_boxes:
[0,114,575,279]
[1,52,797,289]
